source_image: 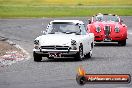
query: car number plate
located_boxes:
[49,53,61,57]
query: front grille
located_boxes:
[41,46,70,50]
[104,26,111,36]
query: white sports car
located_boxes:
[33,20,94,61]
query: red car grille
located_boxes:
[104,26,111,36]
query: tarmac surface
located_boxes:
[0,17,132,88]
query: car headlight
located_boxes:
[34,40,39,45]
[71,40,77,50]
[96,26,101,32]
[115,26,120,33]
[34,40,39,49]
[71,40,77,45]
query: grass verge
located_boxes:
[0,6,132,18]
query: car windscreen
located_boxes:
[49,22,80,34]
[93,15,119,22]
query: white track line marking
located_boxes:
[0,40,31,66]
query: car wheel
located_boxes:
[75,45,84,61]
[76,75,86,85]
[33,52,42,62]
[118,39,126,46]
[85,49,92,58]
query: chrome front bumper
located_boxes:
[33,49,79,55]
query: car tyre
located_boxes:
[85,49,92,58]
[76,75,86,85]
[33,52,42,62]
[118,39,126,46]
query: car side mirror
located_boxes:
[88,19,91,24]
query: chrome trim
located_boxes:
[104,25,111,36]
[38,49,78,52]
[33,49,79,55]
[41,45,70,50]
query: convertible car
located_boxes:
[33,20,94,61]
[87,13,128,46]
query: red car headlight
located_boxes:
[96,26,101,32]
[115,27,120,33]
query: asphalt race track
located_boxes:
[0,17,132,88]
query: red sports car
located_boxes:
[87,13,128,46]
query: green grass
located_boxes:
[0,0,132,18]
[0,0,132,6]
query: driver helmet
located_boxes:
[96,13,103,21]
